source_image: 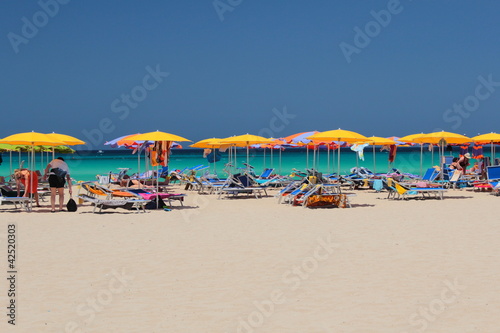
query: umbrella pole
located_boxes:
[313,145,316,170]
[279,148,282,174]
[263,147,266,170]
[491,141,494,163]
[337,143,341,176]
[431,145,434,166]
[271,147,273,170]
[420,144,423,177]
[372,145,376,173]
[317,145,320,171]
[9,151,12,177]
[327,145,330,174]
[246,145,249,173]
[306,146,309,169]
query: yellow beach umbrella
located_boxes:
[398,133,428,177]
[219,134,273,171]
[124,130,191,143]
[220,134,273,145]
[364,136,397,173]
[122,131,190,207]
[411,131,471,145]
[472,132,500,161]
[46,133,85,145]
[307,129,372,175]
[0,132,65,208]
[412,131,472,178]
[190,138,227,173]
[190,138,225,148]
[0,131,65,146]
[398,133,427,143]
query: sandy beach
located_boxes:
[0,185,499,332]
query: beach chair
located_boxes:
[0,189,32,211]
[77,194,150,213]
[394,181,447,200]
[126,188,186,206]
[78,182,151,213]
[279,183,311,205]
[257,168,274,179]
[421,168,438,182]
[218,174,267,199]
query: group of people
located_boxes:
[13,157,72,212]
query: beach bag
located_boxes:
[145,196,166,210]
[66,197,77,212]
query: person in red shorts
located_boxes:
[14,169,40,207]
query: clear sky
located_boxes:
[2,0,500,149]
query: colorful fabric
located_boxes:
[350,143,369,161]
[459,144,469,157]
[473,145,484,159]
[389,145,397,163]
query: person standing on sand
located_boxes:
[14,169,40,207]
[43,157,72,212]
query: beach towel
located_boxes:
[350,143,369,161]
[372,179,383,192]
[389,145,397,163]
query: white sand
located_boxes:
[0,186,499,332]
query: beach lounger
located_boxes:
[218,174,267,199]
[0,191,32,211]
[126,189,186,206]
[77,194,150,213]
[392,182,447,200]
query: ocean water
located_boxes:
[0,147,494,182]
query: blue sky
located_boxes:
[2,1,500,149]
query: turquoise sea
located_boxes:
[0,147,494,182]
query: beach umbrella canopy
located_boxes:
[123,130,191,143]
[283,131,319,144]
[471,133,500,143]
[365,136,397,146]
[412,131,472,178]
[308,129,371,143]
[190,138,225,148]
[0,131,65,146]
[472,133,500,161]
[219,134,273,170]
[220,134,273,145]
[0,144,25,151]
[307,129,371,175]
[411,131,471,145]
[398,133,427,143]
[105,134,140,148]
[363,137,397,173]
[46,133,85,145]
